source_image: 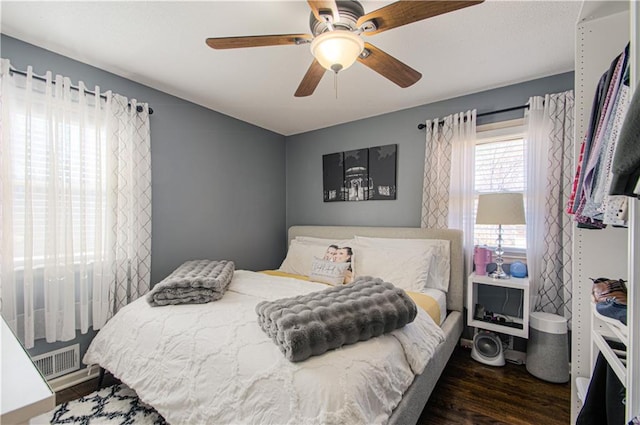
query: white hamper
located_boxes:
[526,312,570,383]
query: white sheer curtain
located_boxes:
[525,91,574,324]
[421,110,477,276]
[0,59,152,348]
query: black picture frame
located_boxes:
[344,148,369,201]
[322,152,345,202]
[322,144,397,202]
[368,144,397,200]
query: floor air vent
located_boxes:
[32,344,80,380]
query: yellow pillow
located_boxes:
[405,290,441,325]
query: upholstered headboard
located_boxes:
[287,226,464,312]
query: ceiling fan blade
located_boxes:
[295,60,326,97]
[357,1,484,36]
[206,34,312,49]
[357,43,421,88]
[307,0,340,23]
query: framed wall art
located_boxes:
[322,144,397,202]
[344,148,369,201]
[322,152,345,202]
[368,144,397,200]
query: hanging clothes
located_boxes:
[567,43,631,228]
[609,75,640,197]
[568,50,620,217]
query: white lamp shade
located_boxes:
[476,192,526,225]
[311,31,364,72]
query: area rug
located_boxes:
[47,383,167,425]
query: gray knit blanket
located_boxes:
[255,276,417,362]
[147,260,235,307]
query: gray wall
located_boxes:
[1,35,287,358]
[1,33,574,366]
[285,72,574,229]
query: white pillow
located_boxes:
[294,236,350,245]
[354,236,450,292]
[353,243,434,292]
[309,257,351,286]
[279,238,356,279]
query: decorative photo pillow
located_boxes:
[309,257,351,286]
[279,238,356,282]
[319,244,355,283]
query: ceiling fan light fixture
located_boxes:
[310,30,364,73]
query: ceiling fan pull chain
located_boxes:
[334,72,338,99]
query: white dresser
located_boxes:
[1,317,55,425]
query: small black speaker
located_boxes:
[471,331,505,366]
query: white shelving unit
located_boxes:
[626,1,640,418]
[591,304,629,384]
[467,273,530,339]
[571,1,638,422]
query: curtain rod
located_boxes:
[417,104,528,130]
[8,67,154,115]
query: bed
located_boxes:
[83,225,464,425]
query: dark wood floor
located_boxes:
[57,346,570,424]
[419,346,570,425]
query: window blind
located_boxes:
[474,138,526,250]
[9,111,107,266]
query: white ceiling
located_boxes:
[1,1,582,136]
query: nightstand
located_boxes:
[467,273,530,338]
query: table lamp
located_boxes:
[475,192,526,279]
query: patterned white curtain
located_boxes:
[0,59,152,348]
[421,111,476,276]
[525,91,574,325]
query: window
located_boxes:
[474,120,527,253]
[8,102,107,267]
[1,63,152,348]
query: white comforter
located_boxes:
[84,270,445,425]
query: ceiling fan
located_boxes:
[206,0,484,97]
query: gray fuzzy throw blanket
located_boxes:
[255,276,417,362]
[147,260,235,307]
